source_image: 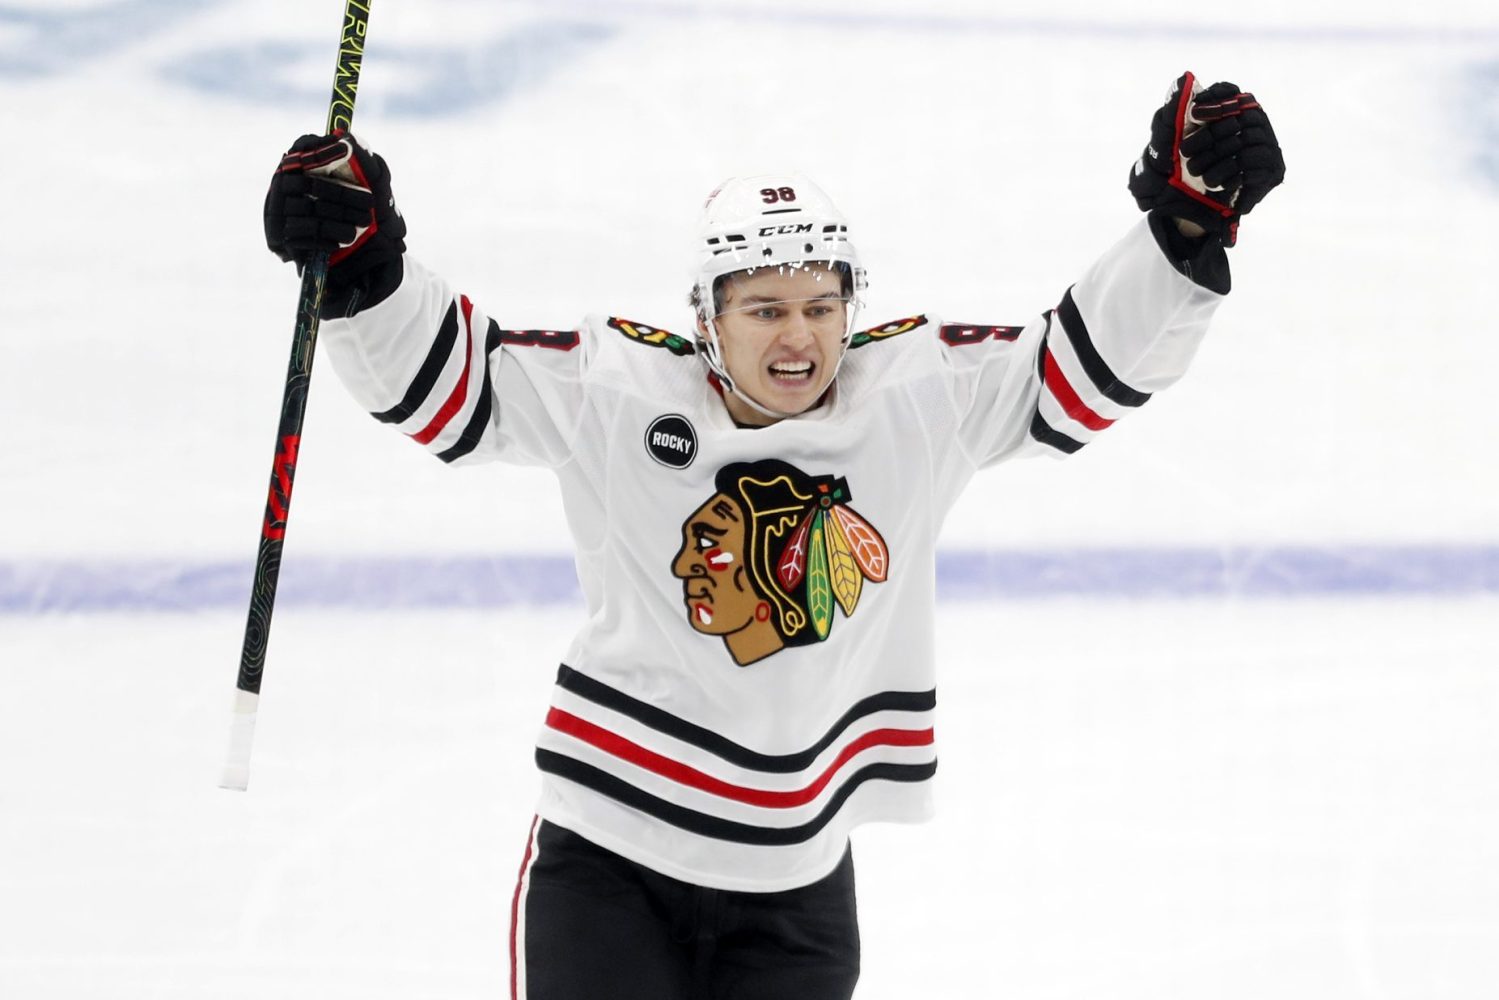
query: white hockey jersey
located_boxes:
[319,218,1226,892]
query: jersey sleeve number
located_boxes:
[499,328,580,351]
[760,186,797,204]
[938,324,1024,347]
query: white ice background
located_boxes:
[1,0,1497,997]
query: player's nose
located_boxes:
[778,313,815,348]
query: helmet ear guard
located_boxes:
[690,174,867,417]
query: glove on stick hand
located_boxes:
[264,132,407,316]
[1128,71,1285,247]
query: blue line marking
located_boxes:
[4,546,1496,615]
[935,546,1499,599]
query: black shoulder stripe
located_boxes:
[556,664,935,774]
[372,300,461,424]
[435,320,502,464]
[1029,410,1085,455]
[535,748,937,846]
[1056,287,1151,408]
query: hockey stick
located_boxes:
[220,0,372,791]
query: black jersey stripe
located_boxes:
[436,319,502,464]
[555,664,935,774]
[1029,410,1085,454]
[536,748,937,846]
[371,300,461,424]
[1056,287,1152,408]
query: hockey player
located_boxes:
[262,72,1284,999]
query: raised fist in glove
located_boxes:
[1128,71,1285,247]
[263,131,406,317]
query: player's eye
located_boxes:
[753,307,781,321]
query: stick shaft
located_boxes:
[222,0,372,791]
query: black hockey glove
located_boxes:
[263,131,407,318]
[1128,71,1285,247]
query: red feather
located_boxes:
[777,512,813,589]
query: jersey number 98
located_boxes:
[760,187,797,204]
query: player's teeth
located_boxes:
[771,362,811,374]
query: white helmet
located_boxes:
[692,174,868,418]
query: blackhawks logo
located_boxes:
[671,459,890,667]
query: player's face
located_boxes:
[707,263,849,426]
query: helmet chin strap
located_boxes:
[700,302,862,423]
[729,375,814,423]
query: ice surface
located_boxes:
[3,600,1496,999]
[1,0,1496,997]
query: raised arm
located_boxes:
[1129,71,1286,257]
[944,72,1285,468]
[262,133,587,468]
[263,131,407,319]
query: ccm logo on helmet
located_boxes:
[758,223,815,237]
[645,414,698,469]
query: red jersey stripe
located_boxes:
[1043,347,1115,432]
[545,708,933,810]
[411,295,475,445]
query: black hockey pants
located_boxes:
[509,820,860,1000]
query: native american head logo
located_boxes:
[671,459,890,667]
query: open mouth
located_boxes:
[768,360,815,385]
[692,602,714,626]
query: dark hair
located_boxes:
[713,460,821,647]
